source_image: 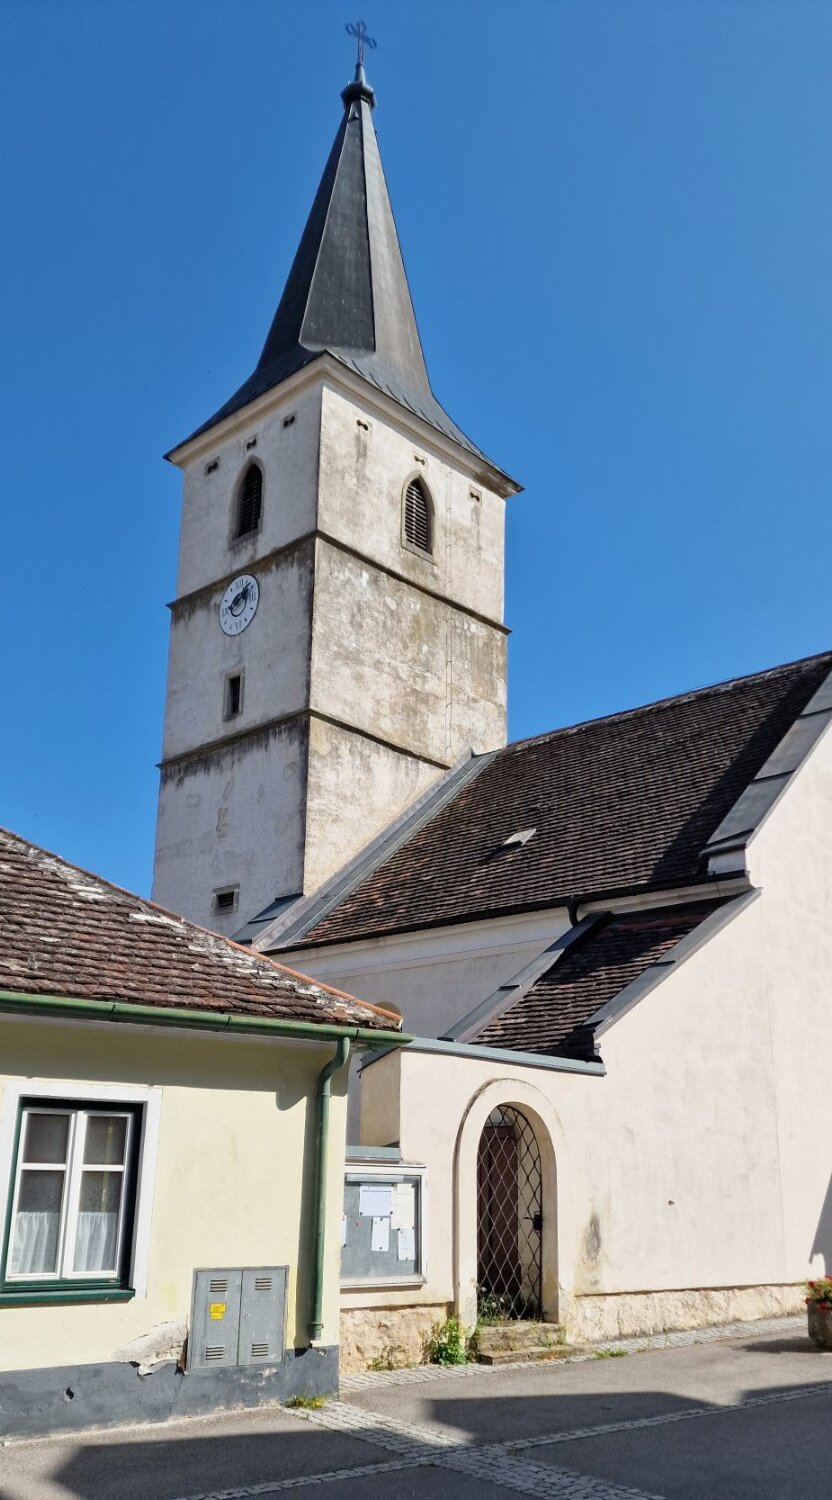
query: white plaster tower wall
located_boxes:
[152,58,518,932]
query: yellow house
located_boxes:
[0,828,405,1437]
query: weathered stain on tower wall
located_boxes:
[153,370,509,932]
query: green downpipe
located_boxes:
[309,1035,351,1342]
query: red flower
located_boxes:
[818,1302,830,1310]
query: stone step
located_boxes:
[477,1343,588,1366]
[477,1321,565,1353]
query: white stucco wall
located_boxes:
[318,384,507,626]
[352,727,832,1337]
[154,369,509,932]
[174,385,321,601]
[160,543,313,764]
[303,717,440,896]
[153,719,307,932]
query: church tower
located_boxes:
[152,55,519,934]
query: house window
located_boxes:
[341,1167,426,1286]
[3,1103,141,1292]
[402,477,433,556]
[224,673,243,720]
[234,463,263,539]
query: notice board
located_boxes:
[341,1173,422,1282]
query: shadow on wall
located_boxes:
[811,1172,832,1275]
[10,1362,832,1500]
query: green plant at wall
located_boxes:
[368,1343,409,1371]
[427,1315,469,1365]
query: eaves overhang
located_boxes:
[0,988,410,1050]
[164,353,520,497]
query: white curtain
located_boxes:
[10,1212,59,1275]
[74,1211,118,1272]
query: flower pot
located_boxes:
[807,1304,832,1350]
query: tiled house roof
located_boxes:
[0,828,399,1031]
[287,651,832,948]
[474,901,727,1060]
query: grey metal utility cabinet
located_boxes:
[189,1266,287,1371]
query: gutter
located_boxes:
[309,1038,350,1342]
[360,1034,605,1076]
[0,989,410,1050]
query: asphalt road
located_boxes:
[2,1326,830,1500]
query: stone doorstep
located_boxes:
[477,1321,565,1352]
[477,1343,590,1366]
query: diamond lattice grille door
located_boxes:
[476,1106,542,1319]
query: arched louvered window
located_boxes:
[234,463,263,539]
[403,477,432,555]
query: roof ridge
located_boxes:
[0,827,400,1024]
[506,648,832,752]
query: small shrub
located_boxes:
[285,1393,327,1409]
[427,1315,469,1365]
[805,1277,832,1308]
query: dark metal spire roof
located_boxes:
[173,64,508,477]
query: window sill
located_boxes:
[340,1276,426,1291]
[0,1285,135,1307]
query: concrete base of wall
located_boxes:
[569,1284,805,1343]
[0,1345,338,1440]
[340,1304,450,1372]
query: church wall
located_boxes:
[173,384,321,602]
[282,912,572,1140]
[351,853,827,1355]
[160,540,314,763]
[302,716,440,896]
[153,717,308,932]
[310,538,506,766]
[318,383,507,627]
[743,721,832,1284]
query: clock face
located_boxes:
[219,574,260,636]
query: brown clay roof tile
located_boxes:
[0,829,398,1031]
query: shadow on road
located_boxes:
[2,1356,831,1500]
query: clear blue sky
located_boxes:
[2,0,830,896]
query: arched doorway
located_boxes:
[476,1105,542,1319]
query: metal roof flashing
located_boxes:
[703,666,832,871]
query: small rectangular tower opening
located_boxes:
[224,673,243,719]
[213,888,239,915]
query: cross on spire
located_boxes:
[346,20,376,70]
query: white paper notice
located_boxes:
[390,1183,415,1231]
[371,1216,390,1253]
[341,1214,347,1248]
[397,1226,415,1263]
[359,1183,392,1219]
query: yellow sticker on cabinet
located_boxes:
[209,1302,227,1320]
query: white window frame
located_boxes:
[0,1080,161,1298]
[340,1162,428,1290]
[6,1106,134,1283]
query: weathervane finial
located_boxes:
[346,20,377,71]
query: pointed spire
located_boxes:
[178,54,496,469]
